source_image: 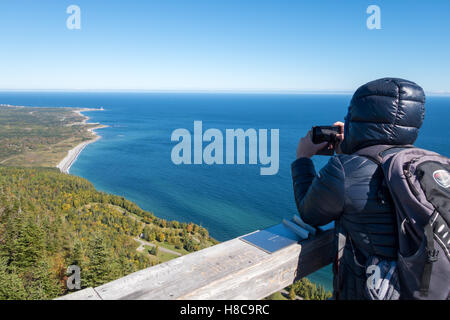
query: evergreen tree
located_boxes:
[149,246,157,256]
[6,214,45,270]
[84,236,114,287]
[69,239,85,268]
[0,257,27,300]
[27,258,63,300]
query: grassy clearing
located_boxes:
[143,245,179,263]
[155,241,190,255]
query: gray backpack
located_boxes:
[356,145,450,300]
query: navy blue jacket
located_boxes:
[292,78,426,299]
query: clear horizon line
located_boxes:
[0,88,449,96]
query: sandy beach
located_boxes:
[57,108,106,174]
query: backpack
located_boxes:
[355,145,450,300]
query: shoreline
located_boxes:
[56,108,107,174]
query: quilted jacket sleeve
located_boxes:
[291,156,345,226]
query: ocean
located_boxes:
[1,91,449,291]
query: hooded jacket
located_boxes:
[291,78,425,299]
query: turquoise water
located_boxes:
[1,92,449,291]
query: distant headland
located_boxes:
[0,104,106,169]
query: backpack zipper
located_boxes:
[404,158,420,198]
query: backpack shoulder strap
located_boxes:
[421,220,439,297]
[355,145,414,164]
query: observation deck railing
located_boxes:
[57,226,334,300]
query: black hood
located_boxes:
[341,77,426,154]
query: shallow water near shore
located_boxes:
[0,91,449,292]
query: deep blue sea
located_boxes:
[1,91,449,291]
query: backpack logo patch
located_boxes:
[433,169,450,188]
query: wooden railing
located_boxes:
[57,228,334,300]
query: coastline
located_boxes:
[56,108,106,174]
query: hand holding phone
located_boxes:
[312,125,343,156]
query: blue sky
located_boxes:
[0,0,449,92]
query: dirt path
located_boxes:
[0,155,17,164]
[134,237,182,256]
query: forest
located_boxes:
[0,166,217,299]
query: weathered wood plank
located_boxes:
[95,235,269,300]
[179,230,334,300]
[57,229,334,300]
[86,229,334,300]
